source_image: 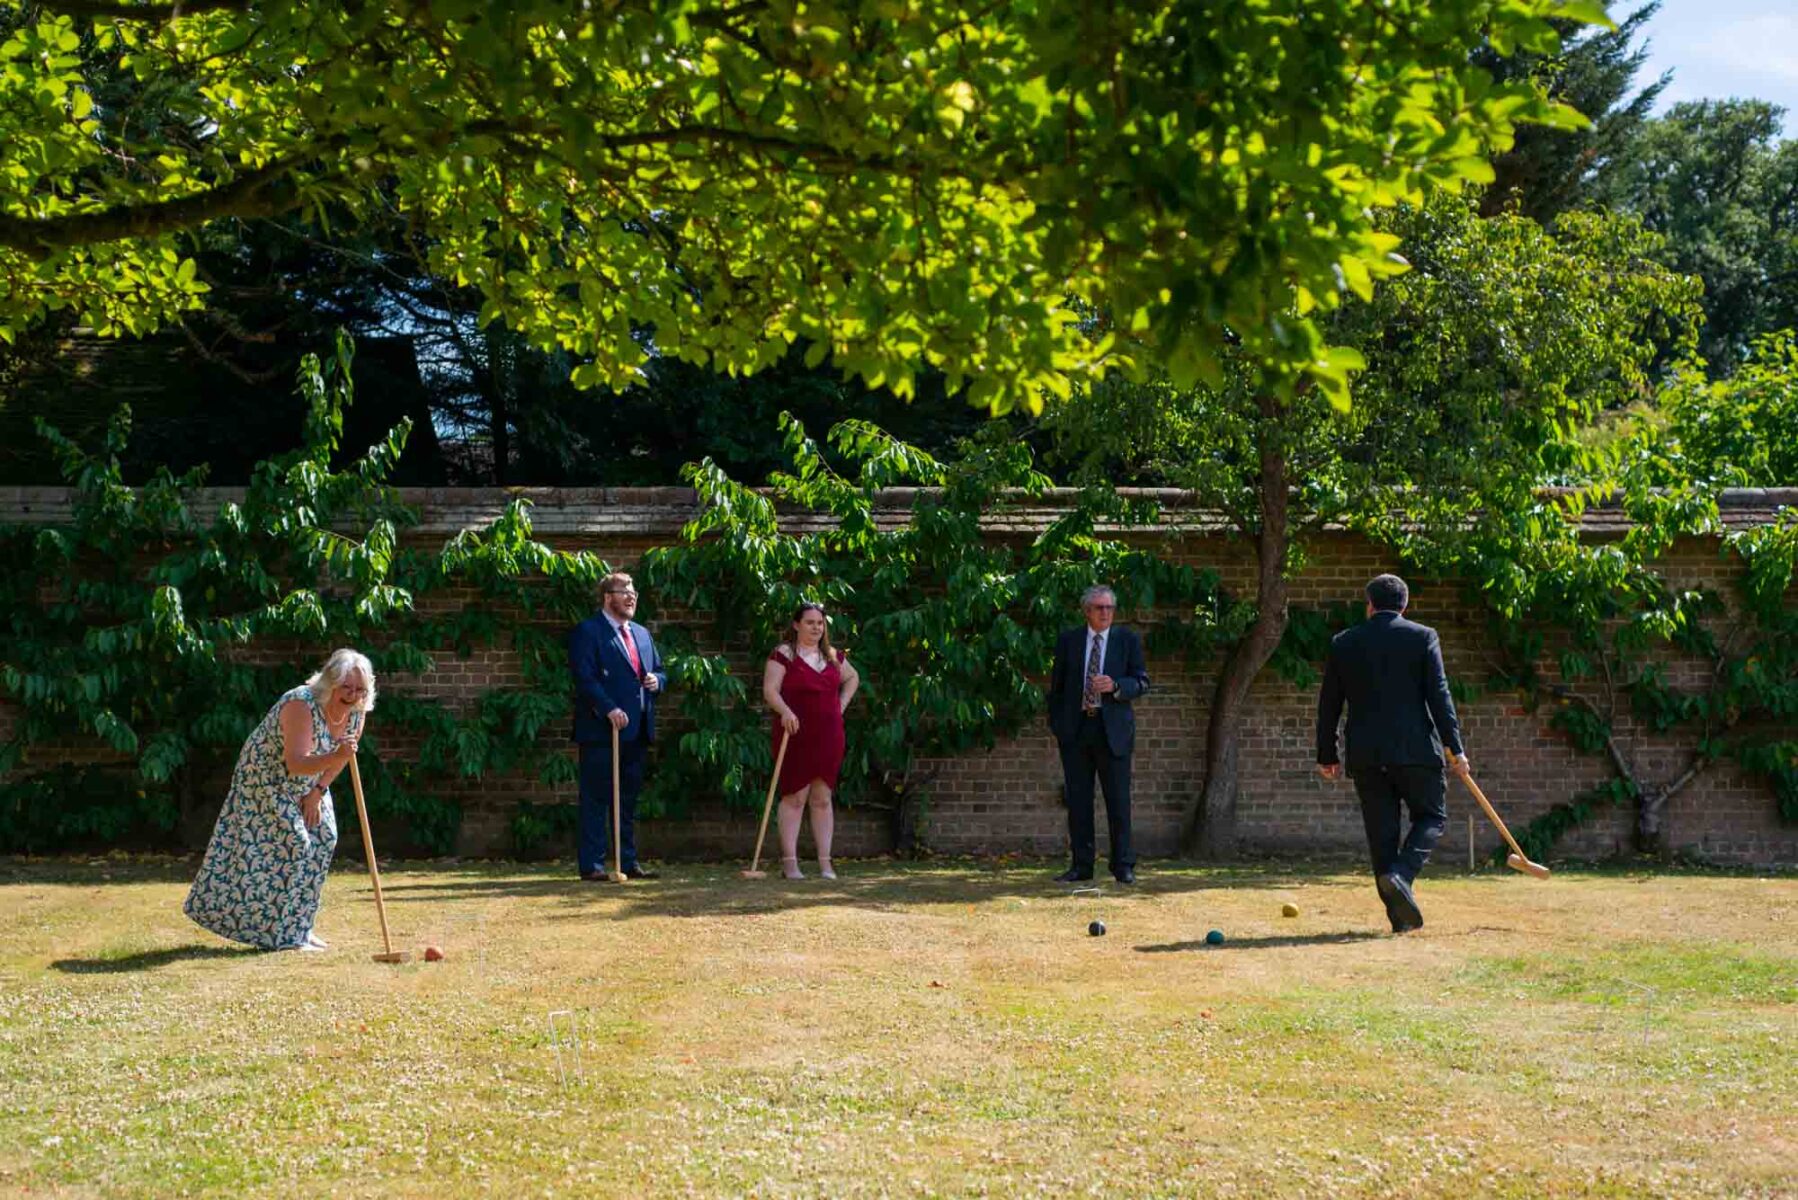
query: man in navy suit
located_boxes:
[1046,585,1151,884]
[1316,574,1469,931]
[568,572,667,881]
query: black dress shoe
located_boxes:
[1113,867,1136,885]
[580,870,611,882]
[1053,867,1094,883]
[1377,872,1423,930]
[623,865,660,880]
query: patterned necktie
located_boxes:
[1084,632,1103,712]
[620,622,643,677]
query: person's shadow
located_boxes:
[50,945,257,974]
[1134,930,1385,953]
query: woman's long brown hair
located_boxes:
[780,601,838,663]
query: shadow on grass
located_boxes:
[1,856,199,886]
[369,861,1321,922]
[1134,930,1387,953]
[50,945,258,973]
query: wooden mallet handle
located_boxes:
[743,731,791,879]
[348,752,407,961]
[608,722,627,882]
[1454,760,1551,879]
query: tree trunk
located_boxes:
[873,756,936,858]
[481,327,513,486]
[1183,396,1292,858]
[1636,757,1704,856]
[489,373,511,486]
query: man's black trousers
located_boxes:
[1060,714,1134,874]
[1351,763,1447,882]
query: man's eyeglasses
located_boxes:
[604,588,638,598]
[1088,604,1116,611]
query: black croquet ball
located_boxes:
[1088,920,1106,937]
[1205,929,1225,946]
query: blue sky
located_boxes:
[1634,0,1798,126]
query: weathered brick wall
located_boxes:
[4,486,1794,866]
[913,532,1798,867]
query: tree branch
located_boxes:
[35,0,250,20]
[0,151,324,255]
[1549,683,1636,786]
[0,121,920,255]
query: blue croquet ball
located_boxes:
[1205,929,1225,946]
[1089,920,1106,937]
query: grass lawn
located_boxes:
[1,857,1793,1198]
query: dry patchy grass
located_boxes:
[1,858,1794,1198]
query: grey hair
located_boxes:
[1081,585,1116,609]
[306,648,377,713]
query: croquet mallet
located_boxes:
[607,723,628,883]
[740,730,791,879]
[347,751,411,963]
[1453,757,1551,879]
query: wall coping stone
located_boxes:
[3,484,1793,537]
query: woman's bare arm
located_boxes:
[837,654,861,713]
[763,650,800,734]
[281,701,359,778]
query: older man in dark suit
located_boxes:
[1316,574,1469,931]
[569,571,667,881]
[1047,585,1151,884]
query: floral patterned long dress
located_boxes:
[184,685,355,950]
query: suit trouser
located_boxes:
[578,735,647,874]
[1060,714,1135,873]
[1351,764,1447,883]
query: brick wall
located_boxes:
[4,485,1794,866]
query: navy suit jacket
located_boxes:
[1046,625,1150,757]
[568,612,667,745]
[1316,610,1464,770]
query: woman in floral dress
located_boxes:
[184,649,375,951]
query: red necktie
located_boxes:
[620,623,643,676]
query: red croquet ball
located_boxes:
[424,945,444,962]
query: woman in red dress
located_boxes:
[762,601,861,879]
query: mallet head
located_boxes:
[372,950,412,964]
[607,870,628,883]
[1505,852,1552,879]
[739,869,767,879]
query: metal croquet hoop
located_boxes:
[547,1010,584,1090]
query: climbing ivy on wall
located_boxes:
[635,413,1236,850]
[0,338,615,854]
[1393,476,1798,862]
[1,345,1246,856]
[6,340,1789,861]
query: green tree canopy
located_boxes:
[1043,194,1701,852]
[1,0,1595,408]
[1475,0,1666,222]
[1648,331,1798,487]
[1597,99,1798,370]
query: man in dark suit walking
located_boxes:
[569,571,668,881]
[1316,574,1468,931]
[1047,585,1151,884]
